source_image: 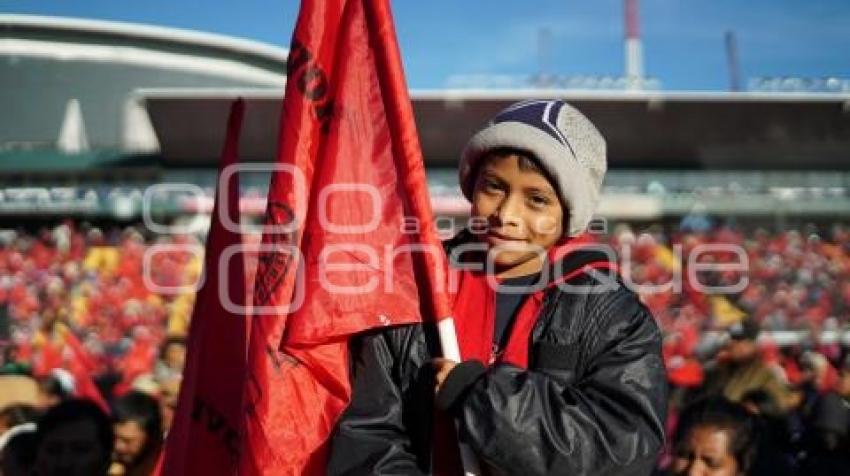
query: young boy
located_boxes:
[329,100,667,475]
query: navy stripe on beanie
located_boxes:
[492,99,578,159]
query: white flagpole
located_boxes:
[437,317,482,476]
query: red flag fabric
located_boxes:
[62,330,110,413]
[240,0,450,473]
[32,325,109,413]
[160,99,248,476]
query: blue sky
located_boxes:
[4,0,849,90]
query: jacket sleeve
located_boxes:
[328,326,428,476]
[440,290,668,476]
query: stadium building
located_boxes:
[4,13,850,343]
[0,15,850,232]
[3,14,850,230]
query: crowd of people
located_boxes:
[0,220,849,474]
[662,318,850,475]
[0,223,191,475]
[616,221,850,474]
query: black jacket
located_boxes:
[328,240,668,476]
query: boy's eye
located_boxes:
[528,194,551,207]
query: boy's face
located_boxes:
[471,153,564,278]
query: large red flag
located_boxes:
[240,0,453,474]
[160,99,248,476]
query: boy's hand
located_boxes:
[432,358,458,395]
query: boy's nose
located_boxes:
[494,195,524,229]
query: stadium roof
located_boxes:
[139,87,850,170]
[0,14,288,82]
[0,14,287,151]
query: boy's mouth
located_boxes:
[486,231,526,245]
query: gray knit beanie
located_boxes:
[459,100,607,237]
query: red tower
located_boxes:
[624,0,644,88]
